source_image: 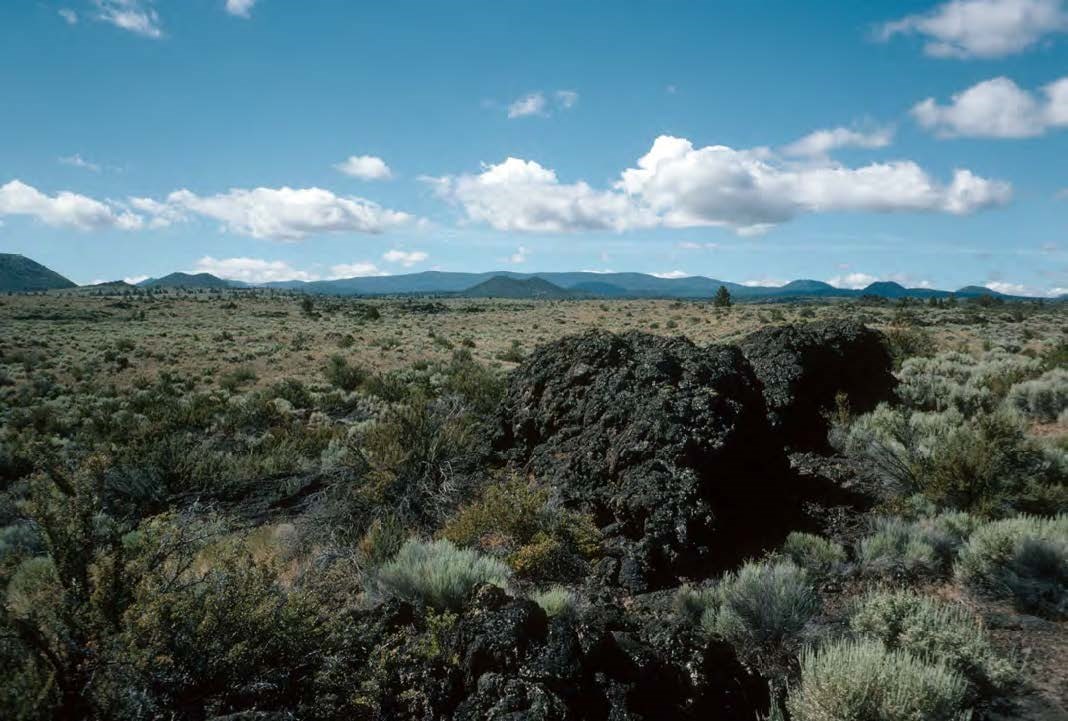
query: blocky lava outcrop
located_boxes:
[495,330,793,591]
[739,319,896,451]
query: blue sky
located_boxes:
[1,0,1066,293]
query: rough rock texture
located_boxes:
[739,319,896,451]
[450,585,767,721]
[495,330,792,591]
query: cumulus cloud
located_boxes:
[913,75,1068,138]
[0,180,143,230]
[429,157,657,233]
[329,262,386,278]
[58,8,78,24]
[985,281,1031,294]
[93,0,163,38]
[193,256,317,283]
[164,186,412,240]
[783,126,894,157]
[123,275,149,285]
[335,155,393,180]
[432,136,1010,235]
[58,154,101,172]
[508,246,530,264]
[652,270,688,279]
[878,0,1068,58]
[225,0,258,18]
[507,90,580,118]
[382,249,428,266]
[827,272,879,289]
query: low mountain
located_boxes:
[141,272,232,289]
[462,276,576,299]
[0,253,76,291]
[955,285,1002,297]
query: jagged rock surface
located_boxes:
[495,330,792,591]
[739,319,897,451]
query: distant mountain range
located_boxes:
[1,253,1060,301]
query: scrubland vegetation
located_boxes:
[0,288,1065,720]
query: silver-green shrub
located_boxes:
[1007,368,1068,423]
[371,538,511,611]
[702,560,819,669]
[780,532,846,578]
[955,514,1068,617]
[897,350,1042,417]
[857,517,945,578]
[787,639,970,721]
[532,586,578,618]
[835,404,1064,515]
[851,589,1017,698]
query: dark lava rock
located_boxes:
[457,586,550,685]
[452,590,767,721]
[739,320,896,451]
[496,330,791,591]
[453,673,571,721]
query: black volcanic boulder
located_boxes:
[495,330,791,591]
[739,320,896,452]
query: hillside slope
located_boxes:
[0,253,76,291]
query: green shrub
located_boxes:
[836,405,1064,516]
[441,478,599,581]
[780,532,846,578]
[532,586,577,618]
[702,560,819,671]
[219,365,257,391]
[856,517,943,578]
[896,350,1041,416]
[672,583,718,625]
[1007,368,1068,422]
[323,354,366,391]
[371,538,512,611]
[955,514,1068,617]
[787,639,969,721]
[851,590,1017,699]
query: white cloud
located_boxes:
[913,75,1068,138]
[652,270,688,279]
[0,180,143,230]
[164,186,412,240]
[741,278,787,287]
[432,136,1010,235]
[194,256,317,283]
[58,8,78,24]
[555,90,579,109]
[508,93,548,118]
[93,0,163,38]
[1048,286,1068,295]
[329,262,386,278]
[430,157,657,232]
[783,126,894,157]
[225,0,258,18]
[58,154,101,172]
[126,196,185,229]
[878,0,1068,58]
[335,155,393,180]
[985,281,1030,294]
[507,90,579,119]
[382,249,428,266]
[509,246,530,264]
[827,272,879,289]
[123,275,149,285]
